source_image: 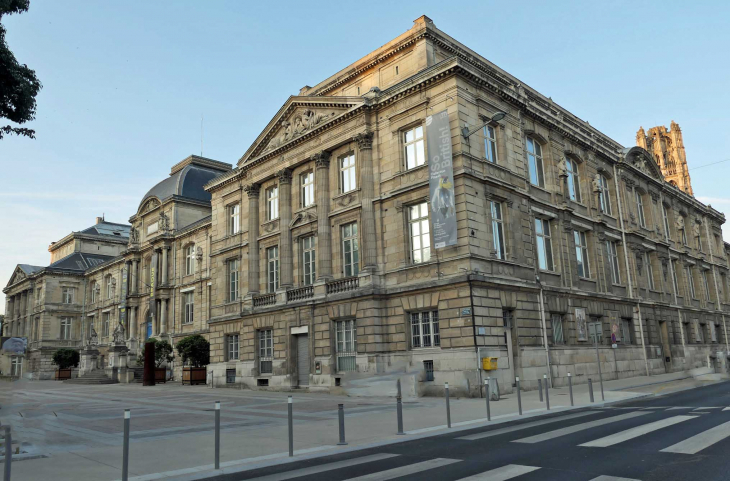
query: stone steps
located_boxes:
[64,371,118,385]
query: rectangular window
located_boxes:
[551,314,564,344]
[411,310,440,348]
[710,322,718,343]
[301,170,314,207]
[266,186,279,221]
[301,236,316,286]
[226,369,236,384]
[259,329,273,374]
[267,246,280,293]
[404,125,425,170]
[226,334,239,361]
[335,319,357,372]
[340,153,356,193]
[588,318,602,344]
[185,245,196,275]
[686,266,696,299]
[662,205,671,240]
[423,360,434,381]
[526,137,544,187]
[566,159,581,202]
[60,317,72,340]
[183,291,194,324]
[621,319,632,345]
[671,260,680,295]
[645,252,655,290]
[491,201,505,260]
[636,191,646,227]
[606,240,620,284]
[90,282,97,303]
[103,312,110,337]
[342,223,360,277]
[229,203,240,235]
[574,230,590,278]
[10,357,21,377]
[62,287,74,304]
[695,321,704,343]
[107,276,114,299]
[535,218,553,271]
[598,175,612,215]
[484,125,498,163]
[409,202,431,264]
[702,270,712,301]
[228,259,239,301]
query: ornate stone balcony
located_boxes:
[252,293,276,308]
[326,276,359,294]
[286,285,313,302]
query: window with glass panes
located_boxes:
[90,281,97,303]
[409,202,431,264]
[183,291,194,324]
[702,269,712,301]
[229,203,240,235]
[228,258,239,301]
[645,252,655,290]
[695,320,704,343]
[411,311,440,348]
[404,125,425,170]
[526,137,544,187]
[686,266,696,298]
[671,260,680,295]
[266,186,279,220]
[598,175,612,215]
[342,222,359,277]
[103,311,110,337]
[491,201,505,260]
[62,287,74,304]
[185,245,196,275]
[226,334,239,360]
[106,275,114,299]
[535,218,553,271]
[10,357,21,377]
[301,170,314,207]
[336,319,357,372]
[340,153,356,193]
[484,125,498,163]
[551,314,564,344]
[60,317,72,340]
[621,319,632,344]
[662,205,671,239]
[301,236,316,286]
[267,246,279,293]
[574,230,590,278]
[636,190,646,227]
[258,329,273,373]
[588,318,602,344]
[566,159,581,202]
[710,322,718,342]
[606,240,620,284]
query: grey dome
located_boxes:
[139,157,231,208]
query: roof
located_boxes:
[80,221,131,238]
[47,252,116,272]
[18,264,43,275]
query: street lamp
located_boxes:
[461,111,507,141]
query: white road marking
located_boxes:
[589,476,642,481]
[723,407,730,411]
[343,458,460,481]
[667,407,693,410]
[661,420,730,454]
[455,464,541,480]
[458,411,598,441]
[693,407,722,410]
[513,411,650,443]
[244,453,399,481]
[579,415,696,447]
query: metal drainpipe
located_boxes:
[704,216,729,352]
[467,273,482,398]
[613,163,650,377]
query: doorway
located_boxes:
[296,334,310,386]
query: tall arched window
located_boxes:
[185,245,196,275]
[566,159,581,202]
[106,275,114,299]
[598,175,612,215]
[526,137,545,187]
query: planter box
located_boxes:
[155,367,167,383]
[55,369,72,381]
[182,367,206,385]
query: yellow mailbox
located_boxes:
[482,357,498,370]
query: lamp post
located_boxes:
[461,112,507,141]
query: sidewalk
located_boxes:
[4,368,727,481]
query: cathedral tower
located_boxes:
[636,121,693,195]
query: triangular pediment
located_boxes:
[622,146,664,181]
[6,266,26,289]
[239,96,365,165]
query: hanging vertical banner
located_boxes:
[149,253,157,325]
[426,109,457,249]
[119,266,128,330]
[575,307,587,341]
[608,310,620,343]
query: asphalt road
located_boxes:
[204,381,730,481]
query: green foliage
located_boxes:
[52,348,80,370]
[175,334,210,368]
[136,338,174,367]
[1,0,42,140]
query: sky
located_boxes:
[1,0,730,314]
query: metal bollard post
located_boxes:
[122,409,130,481]
[445,382,451,428]
[337,404,347,445]
[543,374,550,410]
[588,378,595,403]
[396,379,405,435]
[484,378,491,421]
[516,377,522,415]
[537,378,543,402]
[4,425,11,481]
[568,372,574,406]
[288,396,294,457]
[214,401,220,469]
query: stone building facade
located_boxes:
[636,122,693,195]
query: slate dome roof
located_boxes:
[139,156,231,209]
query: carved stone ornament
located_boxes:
[266,110,337,151]
[264,220,279,233]
[557,157,568,178]
[693,221,701,238]
[195,246,203,261]
[144,198,159,213]
[354,131,374,150]
[277,168,292,184]
[592,174,602,193]
[128,227,140,245]
[244,183,261,198]
[312,151,331,169]
[112,322,125,344]
[159,211,170,232]
[88,326,98,346]
[337,193,356,208]
[675,215,685,232]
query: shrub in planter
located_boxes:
[176,334,210,368]
[53,348,79,380]
[136,338,174,367]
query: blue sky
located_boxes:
[2,1,730,313]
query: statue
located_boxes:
[159,211,170,232]
[196,246,203,262]
[692,221,701,238]
[88,326,98,346]
[128,227,139,245]
[592,174,602,193]
[557,157,568,178]
[675,215,685,232]
[112,323,125,344]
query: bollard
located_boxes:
[516,377,522,415]
[484,378,491,421]
[544,374,550,410]
[588,378,595,403]
[396,379,405,435]
[337,404,347,445]
[122,410,130,481]
[537,378,543,402]
[445,382,451,428]
[214,401,220,469]
[4,425,11,481]
[568,372,574,406]
[288,396,294,457]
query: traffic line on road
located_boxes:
[454,464,540,480]
[693,407,722,410]
[512,411,650,444]
[579,415,696,447]
[660,420,730,454]
[343,458,460,481]
[666,407,693,410]
[241,453,399,481]
[457,411,598,441]
[723,407,730,411]
[589,476,642,481]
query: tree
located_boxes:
[1,0,42,140]
[52,348,80,370]
[136,338,174,368]
[176,334,210,368]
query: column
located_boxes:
[314,151,333,280]
[129,306,137,339]
[244,183,261,294]
[160,299,167,335]
[356,131,377,270]
[132,260,139,294]
[278,168,293,288]
[161,247,169,285]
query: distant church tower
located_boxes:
[636,121,693,196]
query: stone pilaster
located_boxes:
[314,151,332,281]
[161,247,169,285]
[160,299,167,335]
[278,168,293,288]
[244,183,261,294]
[356,131,377,270]
[129,306,137,340]
[132,259,139,294]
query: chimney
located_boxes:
[96,216,104,224]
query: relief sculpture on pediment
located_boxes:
[266,110,338,152]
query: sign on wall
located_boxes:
[426,109,457,249]
[575,307,587,341]
[608,310,620,343]
[1,337,27,355]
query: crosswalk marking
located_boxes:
[667,407,693,410]
[579,415,696,448]
[343,458,460,481]
[457,411,598,441]
[660,420,730,454]
[513,411,650,444]
[455,464,540,480]
[723,407,730,411]
[243,453,399,481]
[693,407,722,410]
[589,476,642,481]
